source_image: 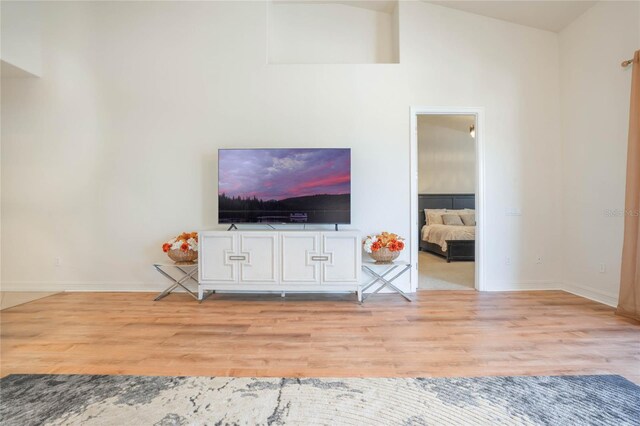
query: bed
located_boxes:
[419,193,475,262]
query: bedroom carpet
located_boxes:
[418,251,475,290]
[1,374,639,425]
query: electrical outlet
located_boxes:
[536,256,543,264]
[54,257,62,267]
[599,263,606,273]
[505,208,522,216]
[505,256,512,266]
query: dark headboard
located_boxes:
[419,193,475,230]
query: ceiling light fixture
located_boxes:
[469,124,475,139]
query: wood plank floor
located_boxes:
[1,291,639,383]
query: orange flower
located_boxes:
[388,241,398,251]
[162,243,171,253]
[180,242,189,252]
[371,241,382,252]
[396,241,405,251]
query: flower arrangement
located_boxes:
[363,232,405,253]
[162,232,199,264]
[363,232,405,264]
[162,232,199,253]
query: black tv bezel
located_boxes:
[217,148,352,225]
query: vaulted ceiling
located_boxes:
[425,1,597,32]
[277,1,599,33]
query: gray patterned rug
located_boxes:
[1,375,639,425]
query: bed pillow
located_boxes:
[425,209,447,225]
[460,213,476,226]
[442,213,464,226]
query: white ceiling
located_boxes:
[284,1,600,32]
[425,1,598,32]
[273,1,398,14]
[333,0,398,13]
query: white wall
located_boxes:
[0,1,42,76]
[1,1,562,292]
[268,2,399,64]
[418,114,475,194]
[559,1,640,306]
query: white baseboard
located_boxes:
[2,283,524,293]
[0,280,620,308]
[0,280,561,293]
[0,281,173,292]
[561,281,618,307]
[483,280,561,292]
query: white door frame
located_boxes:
[409,106,486,292]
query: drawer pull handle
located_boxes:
[311,256,329,261]
[229,255,247,261]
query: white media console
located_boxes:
[198,230,362,301]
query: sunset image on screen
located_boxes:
[218,149,351,224]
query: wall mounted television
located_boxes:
[218,148,351,225]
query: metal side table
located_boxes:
[361,260,412,302]
[153,262,198,301]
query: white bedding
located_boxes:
[421,224,475,252]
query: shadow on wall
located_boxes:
[202,153,219,229]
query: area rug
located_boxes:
[1,375,639,425]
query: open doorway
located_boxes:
[409,107,484,292]
[417,115,476,290]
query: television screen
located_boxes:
[218,148,351,224]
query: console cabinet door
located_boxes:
[280,232,321,284]
[321,232,361,284]
[199,233,238,282]
[239,232,278,283]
